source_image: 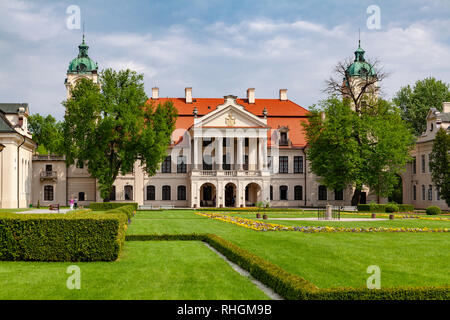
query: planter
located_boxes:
[263,214,268,220]
[256,213,261,219]
[389,214,394,220]
[371,213,376,219]
[193,204,197,208]
[240,204,244,208]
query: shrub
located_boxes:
[426,206,441,215]
[105,205,136,222]
[89,202,138,211]
[385,203,399,213]
[0,212,126,262]
[358,204,414,213]
[125,233,450,300]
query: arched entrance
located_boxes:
[224,183,237,207]
[245,182,261,207]
[200,183,216,207]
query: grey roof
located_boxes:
[0,103,28,114]
[0,111,15,132]
[438,113,450,122]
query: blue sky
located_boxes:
[1,0,450,119]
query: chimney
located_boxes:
[279,89,287,101]
[247,88,255,104]
[185,87,192,103]
[443,102,450,113]
[152,87,159,100]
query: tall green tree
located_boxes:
[304,96,415,205]
[28,114,63,154]
[63,69,177,201]
[393,78,450,136]
[429,128,450,206]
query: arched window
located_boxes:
[279,185,288,200]
[147,185,155,201]
[124,185,133,200]
[177,186,186,201]
[162,185,171,201]
[44,185,54,201]
[78,192,85,201]
[294,185,303,200]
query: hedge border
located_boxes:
[358,204,415,213]
[125,233,449,300]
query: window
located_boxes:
[270,185,273,201]
[294,185,303,200]
[76,161,84,169]
[412,157,416,174]
[203,155,212,170]
[124,185,133,200]
[318,185,327,201]
[437,189,440,201]
[279,131,289,146]
[430,123,434,131]
[146,185,155,200]
[202,138,212,147]
[45,164,52,172]
[244,138,249,147]
[279,156,288,174]
[428,185,433,201]
[222,154,231,170]
[162,185,171,200]
[162,156,171,173]
[421,155,426,173]
[78,192,85,201]
[177,186,186,201]
[279,185,288,200]
[44,185,54,201]
[267,156,273,172]
[335,189,344,201]
[294,156,303,173]
[177,156,187,173]
[110,186,116,201]
[243,155,249,171]
[413,185,416,201]
[422,185,426,201]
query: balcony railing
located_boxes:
[33,155,65,161]
[40,171,57,181]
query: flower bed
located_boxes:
[195,212,450,233]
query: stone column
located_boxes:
[215,137,223,171]
[249,138,257,171]
[236,137,243,170]
[325,204,332,220]
[193,137,199,170]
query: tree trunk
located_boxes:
[351,187,362,206]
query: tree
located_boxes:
[303,97,415,205]
[28,114,63,154]
[429,128,450,206]
[393,78,450,136]
[63,69,177,201]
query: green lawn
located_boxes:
[129,210,450,289]
[0,241,268,300]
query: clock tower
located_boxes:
[65,35,99,98]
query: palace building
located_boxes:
[21,36,448,210]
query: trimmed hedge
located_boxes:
[196,207,306,212]
[125,233,449,300]
[89,202,138,211]
[358,204,414,213]
[0,212,127,262]
[105,205,136,222]
[426,206,442,215]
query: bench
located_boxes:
[49,204,60,212]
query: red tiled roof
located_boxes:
[147,97,310,147]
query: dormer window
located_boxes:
[278,127,290,146]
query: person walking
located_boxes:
[69,197,74,210]
[74,197,78,209]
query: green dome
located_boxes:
[67,35,98,74]
[346,42,376,78]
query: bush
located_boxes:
[358,204,414,213]
[0,212,126,262]
[426,206,442,215]
[105,205,136,222]
[385,203,399,213]
[89,202,138,211]
[125,233,450,300]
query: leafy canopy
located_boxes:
[429,128,450,206]
[393,77,450,136]
[28,114,63,154]
[62,69,177,200]
[303,96,415,204]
